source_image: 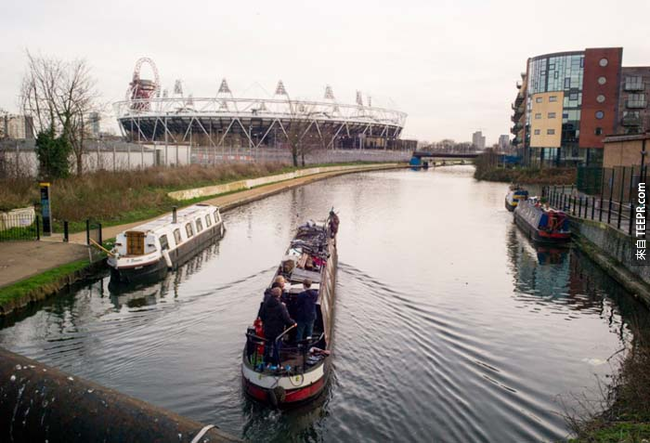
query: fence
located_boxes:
[544,182,641,235]
[0,138,412,179]
[576,166,648,201]
[0,211,40,241]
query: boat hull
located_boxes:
[513,211,571,245]
[110,222,225,283]
[505,198,517,212]
[242,359,331,407]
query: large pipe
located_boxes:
[0,347,240,443]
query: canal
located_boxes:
[1,166,648,442]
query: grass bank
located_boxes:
[0,259,93,315]
[474,165,576,184]
[1,161,383,233]
[567,332,650,442]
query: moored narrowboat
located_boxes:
[107,204,225,283]
[242,212,339,407]
[513,198,570,244]
[505,185,529,212]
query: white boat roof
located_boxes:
[124,204,219,235]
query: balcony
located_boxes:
[621,114,642,127]
[624,77,645,92]
[626,98,647,109]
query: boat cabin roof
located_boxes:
[124,204,219,235]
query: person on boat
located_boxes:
[328,210,340,238]
[257,275,287,318]
[259,287,296,365]
[295,279,319,342]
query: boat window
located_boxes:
[185,223,194,238]
[214,210,221,223]
[159,234,169,251]
[205,215,212,227]
[173,228,182,245]
[126,231,145,256]
[196,219,203,232]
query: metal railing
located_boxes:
[544,184,640,235]
[245,329,325,375]
[0,212,40,241]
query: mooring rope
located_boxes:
[190,425,215,443]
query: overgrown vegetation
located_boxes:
[473,150,576,184]
[1,163,286,225]
[566,331,650,442]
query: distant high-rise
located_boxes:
[498,134,510,150]
[88,112,101,139]
[472,131,486,150]
[1,114,34,140]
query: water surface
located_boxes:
[1,166,647,442]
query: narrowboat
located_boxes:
[505,185,529,212]
[513,198,571,244]
[242,212,339,407]
[107,204,225,283]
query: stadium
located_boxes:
[113,58,411,157]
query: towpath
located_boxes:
[0,241,88,289]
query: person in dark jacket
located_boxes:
[295,279,319,341]
[259,287,296,365]
[258,276,287,318]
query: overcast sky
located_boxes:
[1,0,649,144]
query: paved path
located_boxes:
[68,163,403,244]
[0,241,88,289]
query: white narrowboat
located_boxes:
[108,204,225,283]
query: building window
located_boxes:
[595,111,605,119]
[535,113,542,119]
[570,92,578,100]
[596,94,606,103]
[564,78,571,89]
[625,76,644,91]
[534,129,541,135]
[598,76,607,85]
[547,129,555,135]
[627,93,647,109]
[548,112,556,119]
[599,58,609,67]
[595,127,603,135]
[535,97,543,103]
[549,96,558,102]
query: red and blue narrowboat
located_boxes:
[514,198,571,244]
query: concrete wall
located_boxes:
[603,137,647,168]
[571,217,650,304]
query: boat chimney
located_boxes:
[172,206,177,224]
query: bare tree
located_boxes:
[281,102,316,167]
[20,52,100,175]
